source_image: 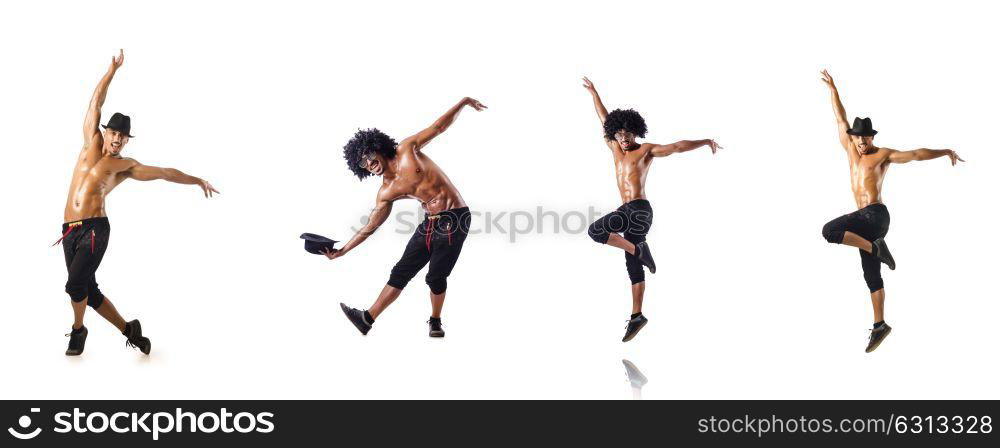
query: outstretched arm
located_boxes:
[582,77,609,125]
[410,97,487,151]
[649,139,722,157]
[125,162,220,197]
[888,148,965,165]
[323,198,394,259]
[820,70,851,150]
[84,50,125,142]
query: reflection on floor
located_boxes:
[622,359,648,400]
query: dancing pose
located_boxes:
[582,77,721,342]
[331,97,486,338]
[819,70,963,353]
[59,50,219,356]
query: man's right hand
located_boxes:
[321,247,343,260]
[582,76,597,93]
[110,49,124,71]
[820,69,836,89]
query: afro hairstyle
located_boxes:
[343,128,398,180]
[603,109,647,141]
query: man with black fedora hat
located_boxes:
[819,69,964,353]
[58,50,220,357]
[329,97,485,338]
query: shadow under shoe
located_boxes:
[123,320,151,355]
[428,318,445,338]
[340,303,372,335]
[622,314,649,342]
[635,242,657,274]
[872,238,896,270]
[866,323,892,353]
[65,325,88,356]
[622,359,648,388]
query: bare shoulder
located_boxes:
[114,157,141,174]
[875,147,896,161]
[397,136,418,153]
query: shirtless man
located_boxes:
[582,77,722,342]
[819,70,963,353]
[59,50,219,356]
[330,97,486,338]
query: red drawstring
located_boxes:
[52,223,80,247]
[425,215,455,251]
[91,230,96,254]
[425,219,434,252]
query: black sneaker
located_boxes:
[622,314,649,342]
[340,303,372,335]
[65,326,88,356]
[866,323,893,353]
[634,242,657,273]
[871,238,896,270]
[428,318,445,338]
[123,320,152,355]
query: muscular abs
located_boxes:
[64,140,134,222]
[613,144,653,203]
[382,147,465,215]
[847,146,890,209]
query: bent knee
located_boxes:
[588,222,609,244]
[427,277,447,295]
[864,275,884,294]
[821,222,843,244]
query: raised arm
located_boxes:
[887,148,965,165]
[324,197,394,259]
[84,50,125,142]
[820,70,851,150]
[582,77,609,125]
[409,97,487,151]
[649,139,722,157]
[124,161,220,197]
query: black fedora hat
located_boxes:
[846,117,877,137]
[101,112,134,138]
[300,233,339,255]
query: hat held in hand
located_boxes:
[300,233,339,255]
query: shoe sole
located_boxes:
[429,332,445,338]
[340,303,370,335]
[66,328,88,356]
[875,240,896,270]
[866,327,892,353]
[622,320,648,343]
[126,321,151,355]
[639,244,656,274]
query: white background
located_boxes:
[0,0,996,400]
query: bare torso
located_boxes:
[63,136,137,222]
[379,142,466,214]
[611,142,654,203]
[846,143,891,209]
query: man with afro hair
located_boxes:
[582,77,722,342]
[325,97,487,338]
